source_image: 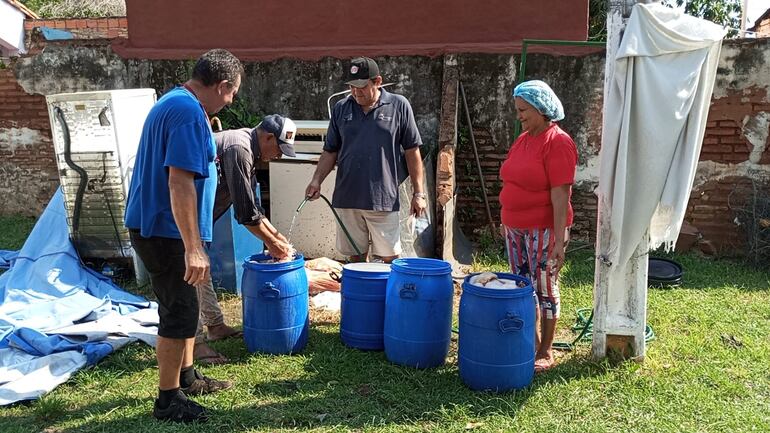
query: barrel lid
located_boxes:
[343,262,391,273]
[648,257,683,288]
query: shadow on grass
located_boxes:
[39,324,616,432]
[0,413,48,433]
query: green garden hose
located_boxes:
[552,308,656,351]
[296,194,364,257]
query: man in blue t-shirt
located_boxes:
[305,57,426,263]
[125,49,243,424]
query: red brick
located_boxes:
[108,18,119,28]
[711,145,734,153]
[719,136,746,145]
[698,153,722,161]
[54,20,66,29]
[97,20,109,29]
[119,18,128,27]
[86,19,98,28]
[725,153,750,162]
[107,29,119,38]
[707,128,738,136]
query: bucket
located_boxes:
[459,272,535,391]
[383,258,453,368]
[340,262,392,350]
[241,253,309,354]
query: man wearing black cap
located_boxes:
[212,113,297,254]
[305,57,426,263]
[192,114,296,364]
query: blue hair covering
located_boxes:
[513,80,565,122]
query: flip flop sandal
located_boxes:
[206,329,243,342]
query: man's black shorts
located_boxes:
[130,230,199,339]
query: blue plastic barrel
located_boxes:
[384,258,453,368]
[459,273,535,391]
[241,253,308,354]
[340,262,392,350]
[210,184,263,294]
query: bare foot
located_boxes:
[193,342,229,365]
[206,323,242,342]
[534,351,555,373]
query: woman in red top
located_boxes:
[499,80,578,373]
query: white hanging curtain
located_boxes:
[599,2,726,268]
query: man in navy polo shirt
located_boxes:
[305,57,426,263]
[125,49,242,423]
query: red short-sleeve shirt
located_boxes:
[498,124,578,229]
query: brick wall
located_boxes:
[701,87,770,163]
[685,176,752,253]
[0,64,58,216]
[683,84,770,252]
[24,17,128,40]
[455,128,505,240]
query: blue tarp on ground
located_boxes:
[0,250,18,269]
[0,189,158,405]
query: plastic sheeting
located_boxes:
[0,250,17,269]
[0,189,158,405]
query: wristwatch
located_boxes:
[413,192,426,199]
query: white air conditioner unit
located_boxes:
[46,89,156,265]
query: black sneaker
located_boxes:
[181,369,232,396]
[153,392,208,423]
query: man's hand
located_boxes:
[266,238,293,260]
[184,244,210,289]
[305,180,321,201]
[411,195,427,216]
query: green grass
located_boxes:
[0,215,35,251]
[1,218,769,432]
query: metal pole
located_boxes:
[459,81,498,239]
[741,0,749,37]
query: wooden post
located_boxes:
[434,55,459,259]
[592,0,657,362]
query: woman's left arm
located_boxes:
[550,184,570,274]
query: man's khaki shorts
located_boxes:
[334,208,402,257]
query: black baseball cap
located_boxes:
[344,57,380,88]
